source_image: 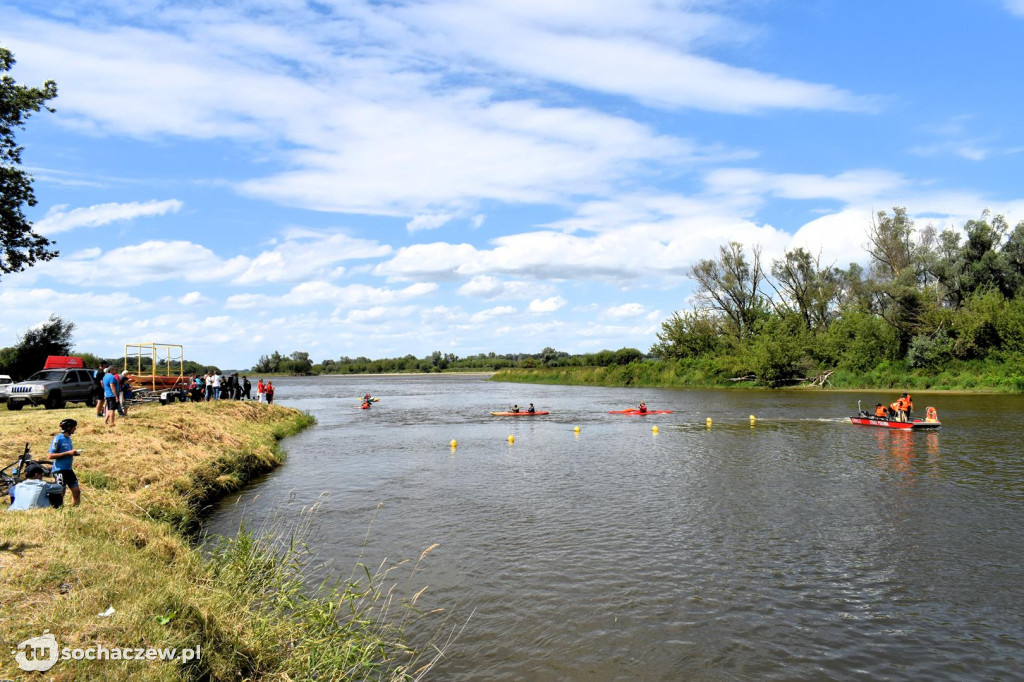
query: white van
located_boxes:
[0,374,11,403]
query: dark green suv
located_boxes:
[4,368,97,410]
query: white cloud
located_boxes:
[0,1,869,221]
[457,275,553,299]
[34,199,183,235]
[470,305,517,323]
[224,281,438,310]
[528,296,567,313]
[178,291,206,305]
[399,0,873,113]
[407,213,455,231]
[26,230,393,288]
[704,168,907,203]
[1007,0,1024,16]
[28,240,249,287]
[231,230,392,284]
[603,303,647,320]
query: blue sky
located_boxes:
[2,0,1023,369]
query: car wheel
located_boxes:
[86,395,97,407]
[7,401,23,411]
[45,393,65,410]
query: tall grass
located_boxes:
[0,402,457,681]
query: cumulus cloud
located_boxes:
[603,303,648,319]
[224,281,437,310]
[231,230,392,284]
[528,296,567,313]
[34,199,183,235]
[470,305,517,323]
[178,291,206,305]
[28,229,393,288]
[457,275,553,299]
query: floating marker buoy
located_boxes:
[706,417,712,427]
[450,439,457,448]
[574,426,580,433]
[652,425,659,434]
[508,435,514,443]
[749,415,756,425]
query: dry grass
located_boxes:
[0,401,456,681]
[0,401,309,680]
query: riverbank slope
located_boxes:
[0,401,423,681]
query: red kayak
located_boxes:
[491,411,549,416]
[609,409,673,415]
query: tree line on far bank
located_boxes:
[651,207,1024,389]
[252,346,647,375]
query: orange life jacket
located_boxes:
[874,405,887,417]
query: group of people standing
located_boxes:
[186,373,275,404]
[92,361,132,426]
[873,393,914,421]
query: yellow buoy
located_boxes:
[508,435,514,443]
[652,425,659,434]
[573,426,580,433]
[706,417,712,427]
[450,439,457,448]
[749,415,756,425]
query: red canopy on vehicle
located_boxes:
[44,356,85,369]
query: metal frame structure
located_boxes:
[123,342,186,392]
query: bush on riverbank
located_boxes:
[493,356,1024,392]
[0,402,444,680]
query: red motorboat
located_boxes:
[850,405,941,430]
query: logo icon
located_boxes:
[13,630,59,672]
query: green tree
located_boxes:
[864,207,931,351]
[288,351,312,374]
[749,313,813,387]
[769,247,842,330]
[689,241,767,341]
[651,309,723,359]
[1,47,58,278]
[613,347,644,365]
[0,314,75,379]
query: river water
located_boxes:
[206,375,1024,680]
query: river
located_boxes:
[206,374,1024,680]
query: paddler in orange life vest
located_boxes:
[891,394,912,422]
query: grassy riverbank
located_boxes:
[493,357,1024,392]
[0,401,439,681]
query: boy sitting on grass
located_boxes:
[8,463,65,511]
